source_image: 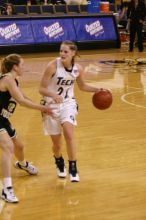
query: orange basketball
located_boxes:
[92,89,112,110]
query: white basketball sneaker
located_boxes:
[69,160,80,182]
[69,173,80,182]
[1,187,19,203]
[15,161,38,175]
[54,156,67,178]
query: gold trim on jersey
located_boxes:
[0,129,7,135]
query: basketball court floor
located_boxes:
[0,44,146,220]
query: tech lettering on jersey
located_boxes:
[57,77,74,86]
[45,58,79,101]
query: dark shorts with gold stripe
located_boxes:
[0,116,16,138]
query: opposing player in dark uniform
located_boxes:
[0,54,53,203]
[39,41,102,182]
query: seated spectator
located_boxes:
[2,3,16,15]
[81,0,88,4]
[38,0,48,4]
[65,0,83,4]
[50,0,66,4]
[0,6,6,14]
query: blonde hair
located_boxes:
[1,54,21,74]
[61,40,79,64]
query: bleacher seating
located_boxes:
[41,5,55,14]
[27,5,42,14]
[67,4,80,13]
[79,4,88,13]
[14,5,28,15]
[54,4,67,14]
[2,3,119,16]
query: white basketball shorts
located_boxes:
[42,99,78,135]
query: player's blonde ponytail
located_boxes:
[1,54,21,74]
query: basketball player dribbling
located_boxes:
[39,40,102,182]
[0,54,53,203]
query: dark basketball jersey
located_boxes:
[0,74,18,119]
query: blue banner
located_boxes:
[74,17,117,41]
[0,17,118,45]
[31,19,77,43]
[0,20,34,45]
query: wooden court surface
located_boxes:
[0,47,146,220]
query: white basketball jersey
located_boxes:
[46,57,79,102]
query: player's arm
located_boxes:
[76,64,101,92]
[39,60,63,103]
[5,76,53,115]
[18,86,34,101]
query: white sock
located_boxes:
[19,160,27,167]
[3,177,12,189]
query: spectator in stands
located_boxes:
[27,0,38,4]
[65,0,87,4]
[2,3,16,15]
[82,0,88,4]
[50,0,66,4]
[0,6,6,15]
[0,0,6,14]
[127,0,146,52]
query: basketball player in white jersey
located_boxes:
[39,41,101,182]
